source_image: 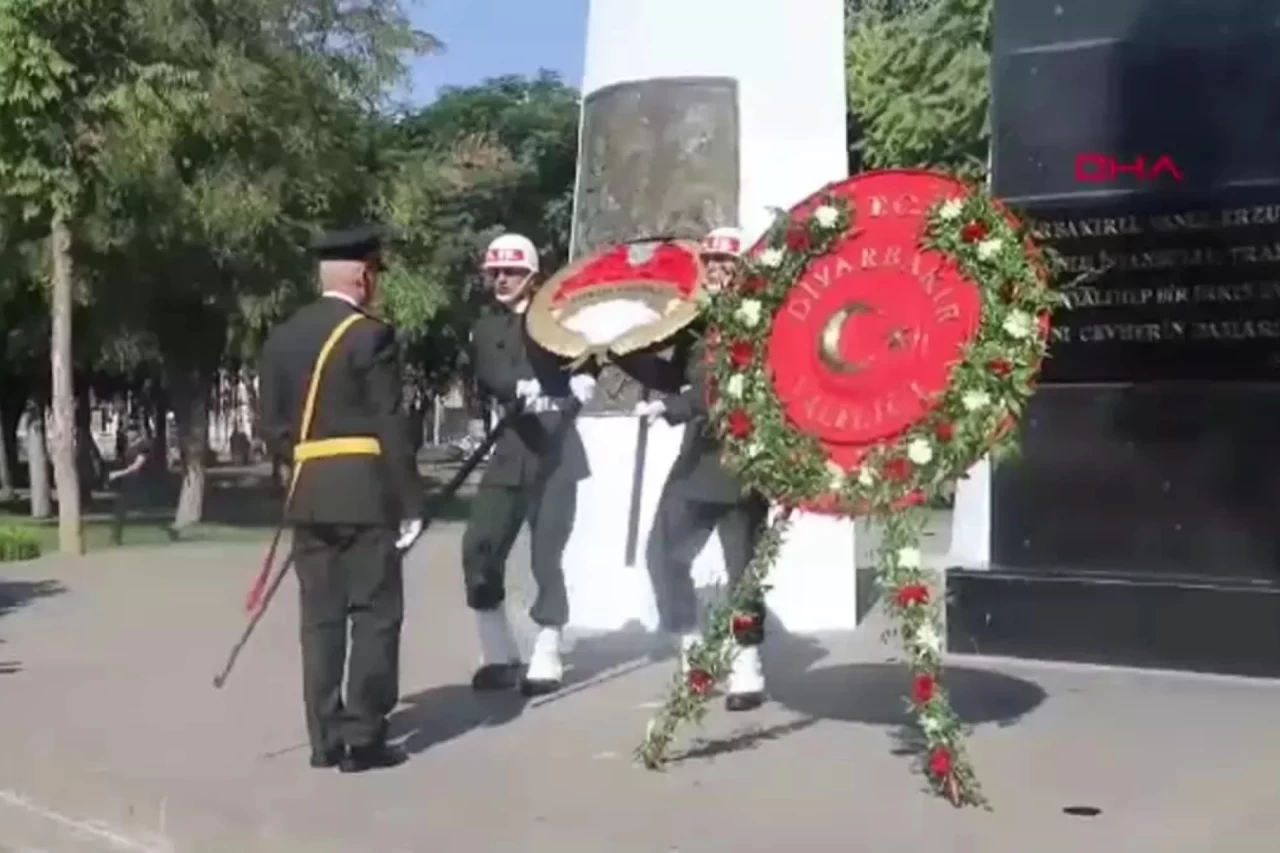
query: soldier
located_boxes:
[633,226,770,712]
[257,224,423,773]
[462,233,596,697]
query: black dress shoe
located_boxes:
[519,676,562,697]
[724,691,766,712]
[309,746,344,769]
[338,742,407,774]
[471,662,522,691]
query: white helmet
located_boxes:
[483,233,539,273]
[700,226,744,258]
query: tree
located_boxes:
[846,0,992,178]
[378,73,580,395]
[0,0,193,552]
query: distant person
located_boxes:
[108,423,176,545]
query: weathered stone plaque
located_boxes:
[570,76,740,412]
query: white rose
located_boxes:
[896,546,922,569]
[724,373,745,398]
[961,390,990,411]
[1002,309,1036,339]
[857,466,875,487]
[735,299,763,327]
[976,237,1003,261]
[812,205,840,228]
[757,248,784,268]
[937,198,964,221]
[906,437,934,465]
[920,714,942,734]
[913,623,941,654]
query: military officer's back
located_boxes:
[257,224,422,773]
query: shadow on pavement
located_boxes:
[389,622,662,755]
[0,577,65,676]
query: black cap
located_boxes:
[310,224,389,262]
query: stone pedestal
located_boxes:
[561,0,855,633]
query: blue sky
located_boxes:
[402,0,588,105]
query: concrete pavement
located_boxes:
[0,521,1278,851]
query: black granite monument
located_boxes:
[946,0,1280,676]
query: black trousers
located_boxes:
[460,475,575,627]
[646,485,768,642]
[293,524,403,752]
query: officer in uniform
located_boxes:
[462,233,596,697]
[632,227,770,712]
[257,224,423,772]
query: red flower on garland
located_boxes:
[987,358,1012,376]
[895,584,929,607]
[934,422,955,442]
[739,276,765,295]
[882,456,911,482]
[784,224,810,252]
[960,221,987,242]
[912,673,936,704]
[729,340,755,368]
[928,746,953,778]
[726,409,753,439]
[687,668,714,696]
[730,613,757,638]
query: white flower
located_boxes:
[1002,309,1036,339]
[906,437,934,465]
[812,205,840,228]
[757,248,784,268]
[735,299,763,327]
[937,198,964,221]
[896,546,922,569]
[961,390,990,411]
[825,460,847,490]
[920,714,942,735]
[745,442,763,459]
[913,623,941,654]
[857,466,875,487]
[976,237,1003,261]
[724,374,745,398]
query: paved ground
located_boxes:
[1,520,1278,852]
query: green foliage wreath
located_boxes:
[636,180,1063,809]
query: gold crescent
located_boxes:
[817,301,873,374]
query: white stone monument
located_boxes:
[560,0,855,632]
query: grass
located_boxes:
[0,512,268,556]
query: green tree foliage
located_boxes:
[847,0,992,179]
[376,72,580,392]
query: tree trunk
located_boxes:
[0,404,13,502]
[48,212,83,554]
[25,407,51,519]
[171,371,210,528]
[74,384,105,501]
[0,389,22,490]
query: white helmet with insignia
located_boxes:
[700,226,744,258]
[483,233,539,273]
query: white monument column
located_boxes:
[560,0,857,632]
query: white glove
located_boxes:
[515,378,542,402]
[396,518,422,550]
[633,400,667,422]
[569,374,596,404]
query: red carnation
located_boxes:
[784,224,810,252]
[912,673,936,705]
[729,340,755,368]
[726,409,753,439]
[882,456,911,482]
[934,422,955,442]
[928,746,953,778]
[960,221,987,242]
[739,276,765,294]
[687,668,714,696]
[988,358,1013,376]
[895,583,929,607]
[730,613,757,638]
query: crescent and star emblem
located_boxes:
[817,301,873,374]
